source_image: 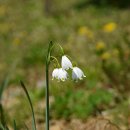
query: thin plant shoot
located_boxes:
[45,41,86,130]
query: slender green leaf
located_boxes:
[0,104,6,127]
[0,77,10,129]
[13,120,17,130]
[0,123,5,130]
[0,60,19,129]
[20,81,37,130]
[0,123,9,130]
[0,76,9,100]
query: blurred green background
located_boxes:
[0,0,130,129]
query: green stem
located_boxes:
[45,62,49,130]
[45,41,53,130]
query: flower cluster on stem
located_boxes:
[45,41,86,130]
[52,55,86,81]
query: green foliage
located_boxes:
[20,81,37,130]
[51,88,113,119]
[0,82,10,130]
[24,43,47,66]
[29,88,45,102]
[0,0,130,129]
[13,120,17,130]
[95,29,130,93]
[9,100,30,129]
[86,68,100,89]
[87,89,113,109]
[0,80,38,130]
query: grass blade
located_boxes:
[0,123,9,130]
[0,77,10,129]
[0,79,10,130]
[13,120,17,130]
[0,76,9,100]
[20,81,37,130]
[0,104,6,127]
[0,123,5,130]
[0,60,19,130]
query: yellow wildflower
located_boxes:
[78,26,93,38]
[13,38,21,45]
[96,41,106,51]
[101,52,111,60]
[103,22,117,32]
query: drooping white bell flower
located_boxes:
[61,55,72,70]
[72,67,86,80]
[52,68,59,80]
[57,68,68,81]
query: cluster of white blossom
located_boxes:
[52,55,86,81]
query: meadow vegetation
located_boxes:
[0,0,130,129]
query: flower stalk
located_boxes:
[45,41,53,130]
[45,41,86,130]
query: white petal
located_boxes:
[72,71,78,80]
[61,55,72,70]
[57,68,68,81]
[75,67,85,78]
[72,67,86,80]
[52,68,59,79]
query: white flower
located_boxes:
[57,68,68,81]
[61,55,72,70]
[72,67,86,80]
[52,68,59,80]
